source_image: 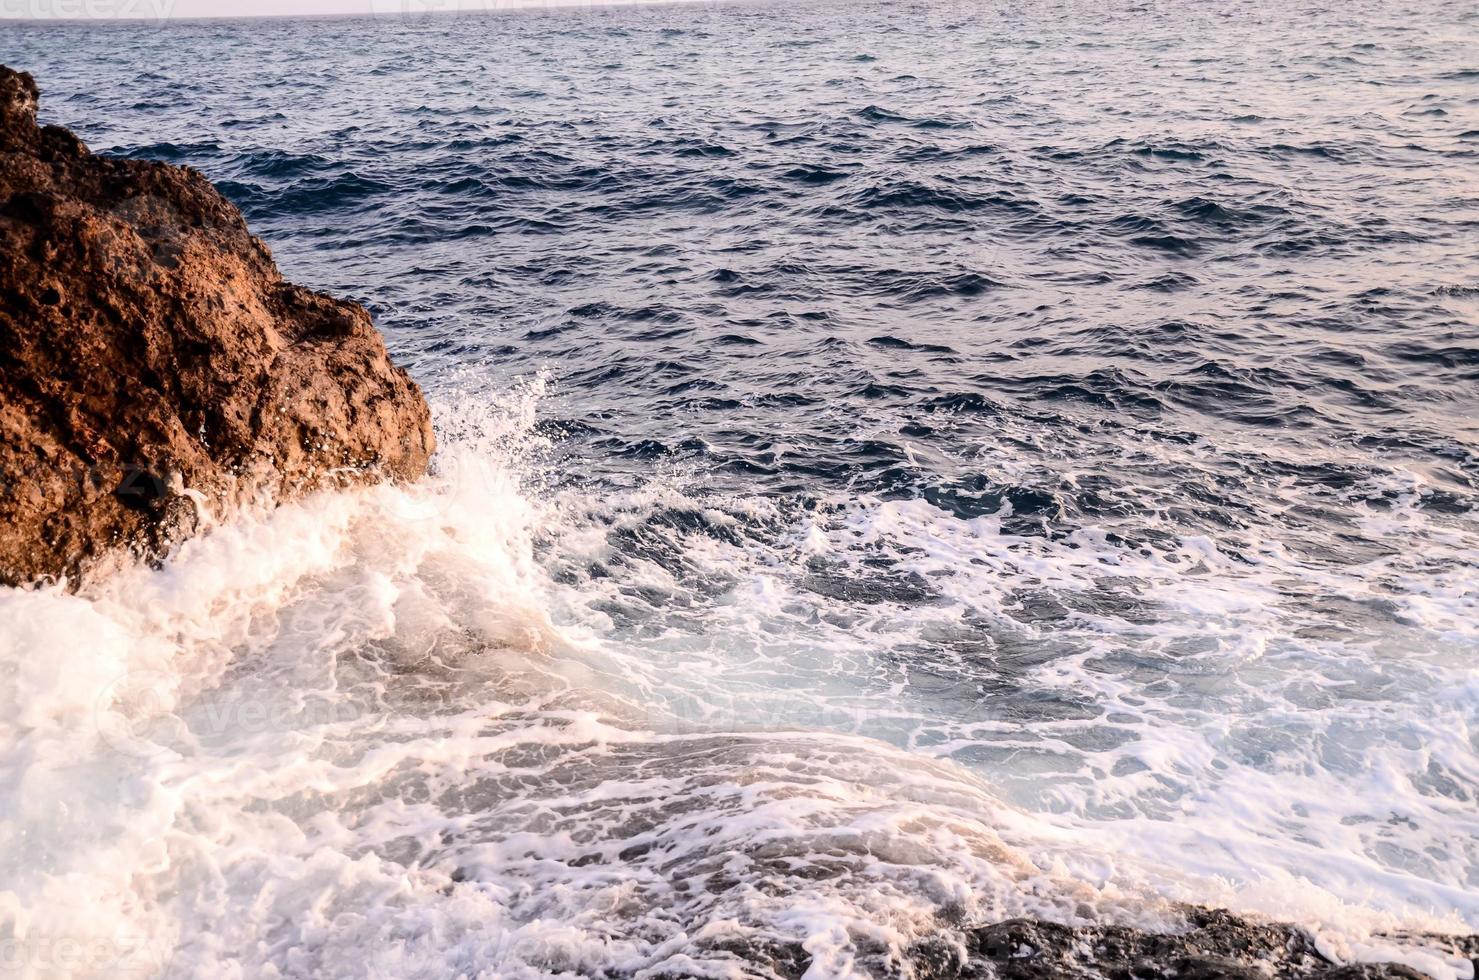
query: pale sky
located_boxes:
[1,0,671,20]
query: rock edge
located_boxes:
[0,65,434,587]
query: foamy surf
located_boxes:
[0,383,1474,979]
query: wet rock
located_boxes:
[696,907,1475,980]
[0,65,434,586]
[954,908,1475,980]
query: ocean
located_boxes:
[1,0,1477,975]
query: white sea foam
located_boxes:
[0,382,1474,978]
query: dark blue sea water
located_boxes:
[2,1,1478,976]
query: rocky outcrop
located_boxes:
[0,66,433,587]
[726,908,1476,980]
[954,911,1475,980]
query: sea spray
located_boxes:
[2,385,1473,977]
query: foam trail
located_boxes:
[0,384,1474,979]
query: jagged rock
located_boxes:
[652,907,1477,980]
[954,909,1470,979]
[0,65,433,587]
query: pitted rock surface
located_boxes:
[0,65,433,587]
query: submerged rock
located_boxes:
[953,909,1475,980]
[682,908,1476,980]
[0,65,433,587]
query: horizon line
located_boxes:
[0,0,739,25]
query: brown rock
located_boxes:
[0,65,434,587]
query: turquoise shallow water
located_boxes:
[1,1,1477,975]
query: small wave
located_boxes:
[781,162,852,184]
[868,335,956,354]
[1172,195,1279,226]
[855,103,971,128]
[115,139,221,162]
[850,179,1031,216]
[1131,142,1213,162]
